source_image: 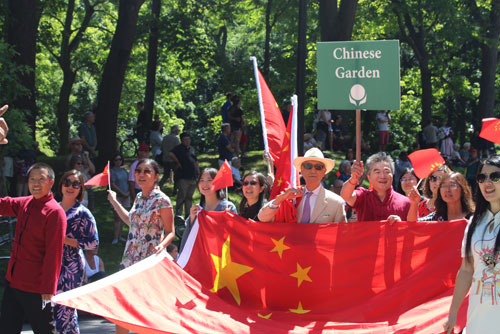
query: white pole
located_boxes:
[290,95,298,188]
[107,161,111,191]
[250,56,270,156]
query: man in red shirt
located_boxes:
[340,152,410,223]
[0,162,67,333]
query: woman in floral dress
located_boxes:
[107,158,174,334]
[54,170,99,333]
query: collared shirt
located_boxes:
[300,185,321,223]
[353,186,410,221]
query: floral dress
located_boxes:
[54,203,99,334]
[120,188,172,268]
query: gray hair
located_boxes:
[339,160,351,173]
[366,152,394,174]
[463,142,471,149]
[27,162,55,180]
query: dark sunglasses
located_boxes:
[476,172,500,184]
[302,163,325,171]
[135,168,153,175]
[242,181,259,186]
[114,157,122,161]
[62,179,81,189]
[429,175,442,182]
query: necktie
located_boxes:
[302,191,313,223]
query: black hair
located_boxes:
[396,168,418,195]
[136,159,161,175]
[465,155,500,261]
[112,152,124,167]
[198,168,225,206]
[180,133,190,140]
[239,170,268,213]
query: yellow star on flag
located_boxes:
[290,262,312,287]
[289,301,310,314]
[210,236,253,305]
[258,312,272,319]
[277,177,283,187]
[495,121,500,132]
[270,237,290,259]
[282,144,289,152]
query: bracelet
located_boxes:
[348,178,358,186]
[268,202,280,210]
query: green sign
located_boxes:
[317,40,400,110]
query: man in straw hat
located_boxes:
[258,147,346,223]
[341,152,410,223]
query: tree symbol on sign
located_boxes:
[349,84,367,107]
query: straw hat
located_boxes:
[68,136,83,147]
[293,147,335,173]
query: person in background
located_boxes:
[331,115,344,151]
[228,95,244,157]
[259,148,346,223]
[422,119,439,149]
[70,154,93,207]
[316,109,332,150]
[108,158,174,334]
[231,156,243,188]
[53,169,99,333]
[14,147,36,197]
[444,156,500,334]
[239,170,268,221]
[0,162,66,333]
[170,133,200,217]
[179,168,238,253]
[129,144,151,201]
[304,133,317,151]
[338,160,352,182]
[451,143,466,167]
[149,120,163,164]
[110,153,130,245]
[419,164,453,218]
[166,243,178,259]
[438,119,454,160]
[78,111,97,157]
[393,151,412,189]
[376,110,391,151]
[159,125,180,189]
[341,152,410,223]
[407,172,474,222]
[282,100,291,125]
[396,168,419,197]
[84,248,106,283]
[460,142,471,162]
[221,92,233,123]
[218,123,234,167]
[466,148,480,191]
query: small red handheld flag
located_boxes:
[479,118,500,145]
[84,163,109,187]
[408,149,445,179]
[211,160,233,191]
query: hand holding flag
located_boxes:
[408,149,445,179]
[211,160,233,191]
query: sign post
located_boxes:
[317,40,400,161]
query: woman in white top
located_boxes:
[444,155,500,334]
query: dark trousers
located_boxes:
[0,283,54,334]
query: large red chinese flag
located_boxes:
[211,160,233,191]
[84,163,109,187]
[408,149,445,179]
[256,68,286,165]
[55,211,468,334]
[479,117,500,145]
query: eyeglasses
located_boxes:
[134,168,153,175]
[441,182,459,190]
[429,175,443,182]
[242,181,259,186]
[401,177,417,183]
[62,179,81,189]
[302,163,325,171]
[477,172,500,184]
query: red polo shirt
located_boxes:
[353,187,411,222]
[0,193,66,294]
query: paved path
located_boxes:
[22,315,117,333]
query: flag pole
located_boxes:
[290,95,298,189]
[356,109,361,162]
[225,187,229,211]
[250,56,272,174]
[107,161,111,191]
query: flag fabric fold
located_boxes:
[251,57,287,165]
[84,163,110,187]
[479,117,500,145]
[211,160,233,191]
[408,149,445,179]
[55,211,467,334]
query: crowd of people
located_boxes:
[0,100,498,334]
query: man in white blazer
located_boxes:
[258,147,346,223]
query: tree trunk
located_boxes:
[56,68,76,155]
[477,1,500,124]
[420,60,432,125]
[95,0,145,166]
[263,0,272,77]
[143,0,161,132]
[5,0,39,138]
[319,0,358,42]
